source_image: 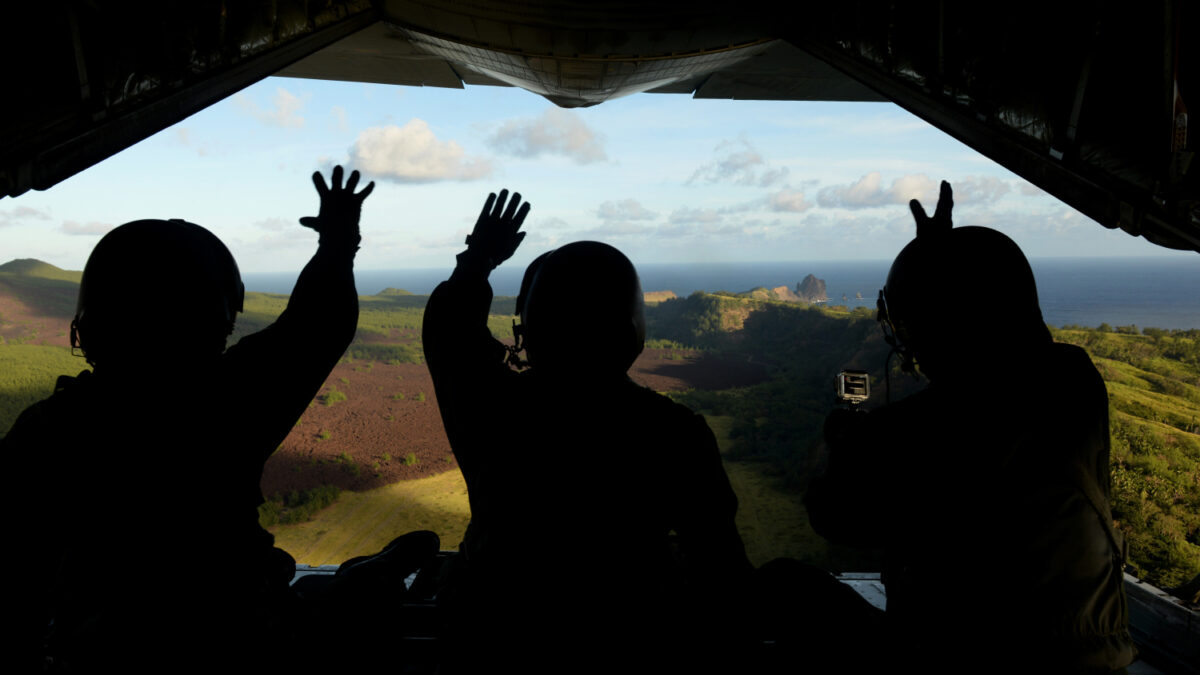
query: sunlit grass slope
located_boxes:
[709,415,846,569]
[268,469,472,566]
[270,416,796,568]
[1052,328,1200,587]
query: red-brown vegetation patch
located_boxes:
[260,360,454,496]
[261,348,770,496]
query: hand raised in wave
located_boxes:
[300,165,375,251]
[910,180,952,238]
[464,189,531,270]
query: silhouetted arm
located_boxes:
[673,414,753,580]
[425,190,530,480]
[805,407,895,547]
[226,166,373,462]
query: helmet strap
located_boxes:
[505,319,528,369]
[69,319,84,358]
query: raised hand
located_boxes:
[910,180,953,238]
[464,189,531,270]
[300,165,375,250]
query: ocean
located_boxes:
[243,257,1200,331]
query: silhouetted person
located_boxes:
[424,190,751,672]
[0,167,435,672]
[805,182,1135,673]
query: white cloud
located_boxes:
[537,216,572,230]
[487,108,607,164]
[349,120,493,183]
[0,205,51,227]
[797,211,916,246]
[1019,180,1047,197]
[974,207,1090,236]
[817,172,938,209]
[61,221,114,236]
[656,218,775,239]
[758,167,790,187]
[954,175,1012,204]
[768,188,812,213]
[596,199,657,221]
[718,198,770,215]
[235,87,307,128]
[576,221,655,237]
[687,136,789,187]
[230,228,314,256]
[669,207,725,225]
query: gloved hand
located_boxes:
[462,189,531,270]
[300,165,375,251]
[909,180,953,238]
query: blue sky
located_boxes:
[0,76,1190,274]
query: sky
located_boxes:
[0,75,1193,274]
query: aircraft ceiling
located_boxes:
[1,1,1194,253]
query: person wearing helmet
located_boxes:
[423,190,751,671]
[805,182,1135,672]
[0,166,401,671]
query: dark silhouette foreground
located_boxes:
[1,167,437,672]
[805,182,1136,673]
[424,191,752,672]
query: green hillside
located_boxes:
[1,269,1195,590]
[0,345,89,433]
[0,259,82,325]
[0,259,83,284]
[0,276,521,433]
[644,291,1200,589]
[1052,327,1200,587]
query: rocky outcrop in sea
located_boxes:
[796,274,828,303]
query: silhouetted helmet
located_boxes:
[880,225,1049,379]
[516,241,645,374]
[73,219,244,365]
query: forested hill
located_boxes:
[645,290,1200,591]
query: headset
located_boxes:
[877,288,918,403]
[506,250,553,369]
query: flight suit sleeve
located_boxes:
[805,406,897,548]
[672,411,752,580]
[223,243,359,463]
[423,251,513,480]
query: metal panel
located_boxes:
[695,42,886,102]
[277,22,465,88]
[788,1,1198,253]
[1,2,378,199]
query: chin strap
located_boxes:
[69,319,84,358]
[883,345,920,404]
[505,319,528,369]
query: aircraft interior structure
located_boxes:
[0,1,1196,671]
[2,1,1195,255]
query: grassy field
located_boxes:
[0,345,89,436]
[269,469,473,565]
[270,414,825,569]
[710,415,828,568]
